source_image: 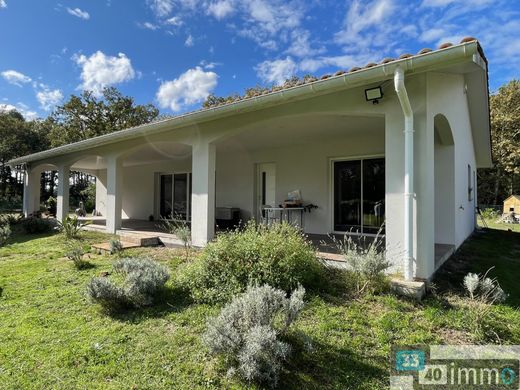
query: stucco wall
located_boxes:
[427,72,477,249]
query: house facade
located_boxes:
[9,39,492,281]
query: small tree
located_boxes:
[160,214,191,261]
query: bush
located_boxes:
[160,215,191,261]
[333,228,390,294]
[480,208,500,221]
[203,284,305,387]
[65,244,91,269]
[109,238,123,255]
[0,213,22,226]
[46,196,57,216]
[86,258,170,311]
[178,222,324,303]
[0,223,11,247]
[20,217,55,234]
[58,215,89,239]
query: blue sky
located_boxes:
[0,0,519,120]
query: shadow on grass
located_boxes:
[6,230,58,245]
[103,285,194,323]
[280,333,387,389]
[433,228,520,308]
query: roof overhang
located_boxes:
[8,40,491,168]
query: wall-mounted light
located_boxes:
[365,86,383,104]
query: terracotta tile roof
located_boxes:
[201,37,481,109]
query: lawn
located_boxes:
[0,224,519,389]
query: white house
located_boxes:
[9,38,492,282]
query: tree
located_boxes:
[478,80,520,205]
[48,87,159,147]
[0,110,49,201]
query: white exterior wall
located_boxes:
[427,72,477,248]
[216,133,385,234]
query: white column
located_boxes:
[106,156,123,234]
[56,165,70,222]
[191,141,216,247]
[22,167,40,217]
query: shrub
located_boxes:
[480,208,500,221]
[86,257,170,311]
[462,268,507,341]
[160,214,191,261]
[58,215,89,239]
[20,217,55,234]
[203,284,305,387]
[178,222,324,303]
[46,196,57,216]
[0,223,11,247]
[65,244,91,269]
[109,238,123,255]
[0,213,22,226]
[333,227,390,294]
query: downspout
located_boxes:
[394,66,414,281]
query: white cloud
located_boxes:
[156,66,218,112]
[147,0,173,17]
[73,51,136,96]
[0,0,6,9]
[255,56,297,85]
[165,16,183,26]
[140,21,159,30]
[67,7,90,20]
[0,103,38,120]
[1,70,32,86]
[286,29,325,58]
[207,0,234,19]
[334,0,394,46]
[36,88,63,111]
[185,34,194,47]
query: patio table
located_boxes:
[263,207,304,229]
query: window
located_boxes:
[468,164,473,201]
[333,157,385,234]
[159,173,192,220]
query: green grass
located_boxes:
[0,225,519,389]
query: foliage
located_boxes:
[478,80,520,204]
[48,87,159,148]
[109,238,123,255]
[57,215,89,239]
[65,244,91,270]
[0,222,11,247]
[480,207,500,221]
[462,268,508,340]
[46,196,57,216]
[178,221,325,303]
[20,217,55,234]
[80,182,96,212]
[204,284,305,387]
[86,257,170,311]
[333,228,390,294]
[0,213,22,226]
[160,214,191,260]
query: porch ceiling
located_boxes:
[216,114,384,151]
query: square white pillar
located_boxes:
[106,156,123,234]
[56,165,70,222]
[23,167,40,217]
[191,142,216,247]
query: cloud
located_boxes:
[286,29,325,58]
[255,57,297,85]
[185,34,194,47]
[67,7,90,20]
[147,0,173,17]
[140,21,159,30]
[334,0,394,46]
[156,66,218,111]
[299,54,374,73]
[0,0,6,8]
[73,51,136,96]
[36,88,63,111]
[165,16,183,26]
[1,70,32,86]
[0,103,38,120]
[207,0,234,19]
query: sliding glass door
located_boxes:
[159,173,192,220]
[333,157,385,234]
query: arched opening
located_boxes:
[433,114,456,268]
[30,163,57,217]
